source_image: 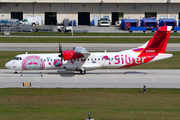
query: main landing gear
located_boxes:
[79,68,86,75]
[14,70,18,74]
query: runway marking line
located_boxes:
[144,70,156,82]
[107,70,117,82]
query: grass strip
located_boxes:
[0,88,179,120]
[1,51,179,69]
[0,37,180,43]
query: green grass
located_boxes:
[0,88,179,120]
[1,51,180,69]
[0,37,180,43]
[1,32,180,36]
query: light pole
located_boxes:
[167,0,171,19]
[71,20,73,36]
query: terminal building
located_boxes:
[0,0,180,25]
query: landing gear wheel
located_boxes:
[14,70,18,74]
[80,69,86,75]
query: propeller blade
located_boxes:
[59,43,62,53]
[58,43,63,58]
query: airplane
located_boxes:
[5,26,173,75]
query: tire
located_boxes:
[80,69,85,75]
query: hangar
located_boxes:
[0,0,180,25]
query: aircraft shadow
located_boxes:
[56,70,77,77]
[2,71,148,77]
[87,71,147,75]
[2,70,77,77]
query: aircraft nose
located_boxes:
[5,62,10,69]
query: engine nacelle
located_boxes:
[62,50,74,60]
[62,50,84,60]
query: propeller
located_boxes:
[58,43,63,61]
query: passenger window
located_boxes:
[51,59,52,62]
[95,58,96,60]
[98,58,100,60]
[44,59,46,62]
[88,58,89,61]
[102,58,103,60]
[91,58,93,61]
[118,58,120,60]
[112,58,113,60]
[74,59,76,61]
[20,57,22,60]
[47,59,49,62]
[77,59,79,61]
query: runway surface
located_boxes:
[0,43,179,51]
[0,69,180,88]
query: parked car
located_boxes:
[98,18,110,27]
[21,17,39,26]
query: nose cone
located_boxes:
[5,62,10,69]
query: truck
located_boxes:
[57,18,72,32]
[21,17,39,26]
[57,26,72,32]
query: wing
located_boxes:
[62,46,90,60]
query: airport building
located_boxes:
[0,0,180,25]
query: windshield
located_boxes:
[13,57,22,60]
[101,18,108,21]
[23,19,28,22]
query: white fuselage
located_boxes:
[5,51,172,71]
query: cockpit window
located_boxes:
[13,57,22,60]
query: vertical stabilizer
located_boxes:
[142,26,172,54]
[121,26,172,68]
